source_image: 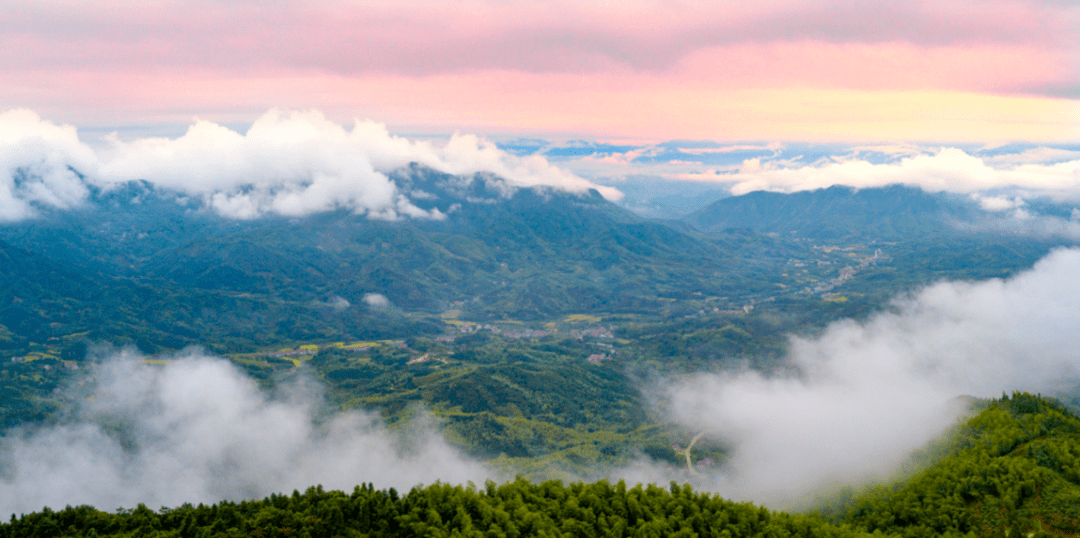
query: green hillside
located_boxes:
[838,392,1080,537]
[2,173,1065,364]
[0,166,823,359]
[0,480,869,538]
[6,169,1075,365]
[0,236,437,357]
[683,184,977,240]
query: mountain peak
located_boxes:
[684,183,976,240]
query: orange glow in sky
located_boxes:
[2,0,1077,142]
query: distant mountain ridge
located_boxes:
[683,184,980,240]
[2,171,1070,357]
[0,164,798,354]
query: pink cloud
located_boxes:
[1,0,1076,140]
[10,68,1076,143]
[3,0,1074,84]
[679,42,1069,93]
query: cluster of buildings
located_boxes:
[503,329,552,339]
[810,248,885,294]
[714,305,752,315]
[8,355,77,370]
[586,353,610,364]
[570,327,614,339]
[456,322,501,334]
[265,348,317,358]
[812,266,856,294]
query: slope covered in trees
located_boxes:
[0,166,808,358]
[683,184,975,240]
[840,392,1080,537]
[0,480,869,538]
[4,170,1069,363]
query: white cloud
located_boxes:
[363,293,390,307]
[573,145,1080,209]
[971,193,1025,211]
[678,143,782,155]
[0,109,98,221]
[666,248,1080,506]
[97,111,421,220]
[0,351,493,515]
[0,109,618,221]
[983,147,1080,167]
[958,207,1080,241]
[711,148,1080,199]
[846,143,927,157]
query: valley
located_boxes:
[2,168,1079,535]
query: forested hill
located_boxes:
[1,481,868,538]
[838,392,1080,536]
[683,184,979,240]
[1,167,1071,358]
[0,164,801,355]
[4,393,1077,537]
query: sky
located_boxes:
[2,0,1078,143]
[3,0,1079,220]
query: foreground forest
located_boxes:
[3,393,1078,538]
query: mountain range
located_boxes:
[685,184,977,240]
[0,166,1071,356]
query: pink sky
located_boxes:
[2,0,1078,141]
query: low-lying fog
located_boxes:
[0,353,492,515]
[2,248,1079,516]
[665,246,1080,504]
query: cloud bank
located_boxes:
[558,141,1080,225]
[687,148,1080,199]
[0,109,617,222]
[0,351,493,516]
[0,110,97,222]
[666,247,1080,505]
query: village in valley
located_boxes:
[216,241,888,377]
[3,241,889,377]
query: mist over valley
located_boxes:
[2,114,1080,536]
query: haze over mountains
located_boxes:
[1,164,770,350]
[2,158,1072,358]
[686,183,1080,241]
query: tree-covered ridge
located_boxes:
[683,184,966,240]
[840,392,1080,537]
[0,480,868,538]
[286,336,725,472]
[2,170,1067,364]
